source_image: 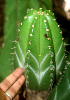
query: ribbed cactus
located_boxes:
[48,53,70,100]
[0,0,53,82]
[14,8,66,96]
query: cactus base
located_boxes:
[26,89,49,100]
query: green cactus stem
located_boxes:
[48,53,70,100]
[14,8,66,99]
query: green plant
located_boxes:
[0,0,53,82]
[48,54,70,100]
[14,8,67,99]
[0,0,70,99]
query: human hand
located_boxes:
[0,67,25,100]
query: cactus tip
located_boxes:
[12,40,17,43]
[13,46,16,49]
[50,73,53,77]
[44,20,47,22]
[26,75,29,78]
[50,60,53,64]
[46,29,49,31]
[48,46,51,49]
[53,13,54,15]
[18,29,20,32]
[35,17,37,19]
[67,61,70,65]
[41,12,44,15]
[10,62,14,65]
[11,48,13,49]
[10,53,14,54]
[38,12,40,15]
[20,23,22,25]
[50,53,54,57]
[11,58,14,60]
[53,18,56,21]
[24,16,27,19]
[62,38,64,40]
[40,8,42,9]
[30,34,33,37]
[28,57,30,59]
[46,13,49,15]
[50,79,53,82]
[8,59,11,60]
[29,42,31,45]
[47,38,51,40]
[59,71,62,75]
[58,83,60,85]
[63,71,65,73]
[27,8,30,12]
[28,50,31,52]
[60,31,62,34]
[64,66,67,69]
[33,12,35,14]
[32,25,34,28]
[31,8,33,10]
[58,25,60,27]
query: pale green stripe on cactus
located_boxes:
[14,8,66,91]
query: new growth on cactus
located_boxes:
[14,8,66,93]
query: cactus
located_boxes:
[48,53,70,100]
[0,0,53,82]
[14,8,66,99]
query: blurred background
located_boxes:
[0,0,4,47]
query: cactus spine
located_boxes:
[14,8,66,92]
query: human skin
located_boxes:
[0,67,25,100]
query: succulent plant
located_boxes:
[1,0,69,99]
[48,53,70,100]
[0,0,53,82]
[14,8,66,93]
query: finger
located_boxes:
[6,75,25,99]
[13,94,19,100]
[0,67,23,92]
